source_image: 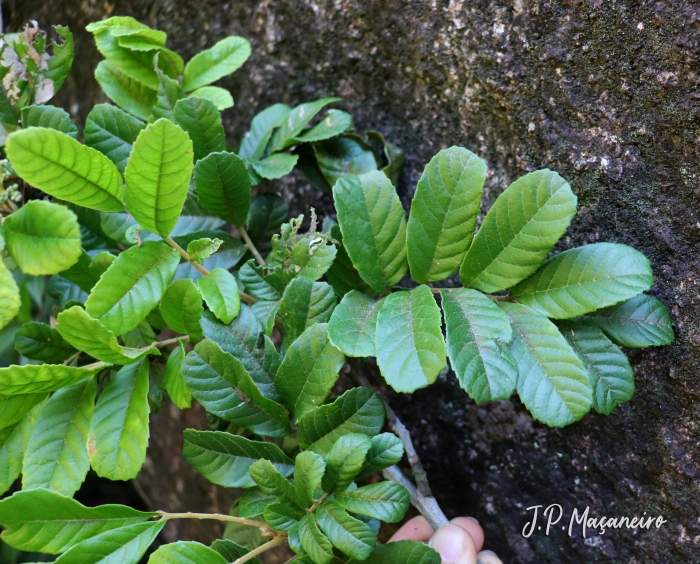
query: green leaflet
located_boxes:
[246,193,289,255]
[356,433,404,478]
[440,289,517,402]
[294,451,326,504]
[153,60,184,121]
[559,321,634,415]
[249,458,305,507]
[289,235,338,282]
[274,323,345,421]
[183,429,293,488]
[94,60,157,121]
[164,342,192,409]
[22,378,96,496]
[6,127,123,212]
[251,300,281,336]
[0,363,105,397]
[280,278,338,348]
[346,540,441,564]
[59,249,99,293]
[333,171,408,292]
[175,232,245,280]
[89,361,151,480]
[193,151,251,226]
[84,103,146,174]
[250,153,299,181]
[269,98,341,152]
[310,135,378,193]
[298,513,334,564]
[239,104,291,161]
[375,285,446,393]
[189,86,234,110]
[198,268,241,325]
[85,241,180,336]
[0,260,21,331]
[511,243,654,319]
[238,489,278,518]
[160,278,204,340]
[212,538,259,562]
[295,109,353,143]
[21,105,78,138]
[57,306,158,364]
[0,406,38,495]
[322,433,371,494]
[407,147,486,283]
[264,502,305,531]
[0,488,156,554]
[460,169,578,293]
[45,25,74,92]
[297,387,385,455]
[54,520,165,564]
[325,224,371,298]
[327,290,382,358]
[580,294,675,348]
[316,499,376,560]
[183,36,251,91]
[500,302,592,427]
[150,541,228,564]
[173,97,226,161]
[187,237,223,262]
[0,394,46,431]
[124,118,194,238]
[335,482,410,523]
[239,260,285,301]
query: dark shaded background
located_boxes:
[6,1,700,562]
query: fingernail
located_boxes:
[477,550,503,564]
[429,524,469,564]
[480,551,496,555]
[466,516,480,525]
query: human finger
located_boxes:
[476,550,503,564]
[428,523,478,564]
[388,515,435,542]
[450,517,484,553]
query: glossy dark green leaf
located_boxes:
[239,104,291,161]
[14,322,76,363]
[321,433,371,494]
[246,194,289,255]
[84,104,146,173]
[0,393,46,431]
[264,502,305,531]
[346,540,440,564]
[316,499,376,560]
[211,539,258,563]
[239,260,285,301]
[357,433,404,478]
[21,105,78,138]
[336,481,410,523]
[312,135,378,192]
[0,407,38,495]
[298,513,334,564]
[194,151,251,226]
[294,451,326,504]
[238,488,278,519]
[248,459,304,508]
[198,268,241,325]
[269,98,340,153]
[325,225,371,298]
[150,541,228,564]
[160,279,204,340]
[173,97,226,161]
[280,278,337,348]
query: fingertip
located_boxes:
[477,550,503,564]
[451,516,484,553]
[428,524,477,564]
[389,515,435,543]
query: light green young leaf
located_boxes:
[250,153,299,181]
[124,118,194,238]
[22,378,95,496]
[280,278,337,348]
[183,36,252,91]
[194,151,251,226]
[0,260,21,331]
[57,306,158,364]
[0,394,46,431]
[581,294,674,348]
[94,60,157,121]
[183,429,293,489]
[294,451,326,504]
[84,103,146,174]
[274,323,345,420]
[152,59,184,121]
[322,433,371,494]
[6,127,123,212]
[160,279,204,340]
[189,86,234,110]
[89,361,150,480]
[500,302,591,427]
[269,98,341,153]
[460,169,577,292]
[297,388,385,455]
[295,110,353,143]
[239,104,291,161]
[325,225,371,298]
[327,290,382,358]
[85,241,180,336]
[264,502,305,531]
[440,289,517,402]
[173,97,226,161]
[0,363,105,397]
[407,147,486,283]
[346,540,441,564]
[110,25,166,46]
[150,541,228,564]
[375,285,446,393]
[336,482,410,523]
[356,433,404,479]
[90,251,117,280]
[187,237,223,263]
[316,500,376,560]
[0,407,38,495]
[511,243,653,319]
[0,488,156,554]
[198,268,241,325]
[333,171,408,292]
[164,341,192,409]
[246,193,289,255]
[559,321,634,415]
[298,513,334,564]
[21,105,78,138]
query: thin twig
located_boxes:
[63,351,81,366]
[157,511,267,528]
[239,225,266,267]
[153,335,190,348]
[232,536,287,564]
[165,236,210,277]
[383,465,448,530]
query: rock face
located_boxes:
[8,1,700,562]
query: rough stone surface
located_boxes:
[7,1,700,562]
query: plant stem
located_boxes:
[232,536,287,564]
[383,465,448,530]
[153,335,190,348]
[239,225,266,267]
[62,351,81,366]
[165,237,210,277]
[157,511,267,528]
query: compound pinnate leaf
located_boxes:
[333,171,408,293]
[295,110,353,143]
[274,323,345,421]
[460,169,577,293]
[57,306,158,364]
[280,278,337,348]
[0,261,21,331]
[335,482,410,523]
[376,285,446,393]
[94,60,157,121]
[173,97,226,161]
[294,451,326,504]
[559,321,634,415]
[440,289,517,402]
[0,488,155,554]
[85,241,180,336]
[183,36,252,91]
[160,279,204,340]
[84,103,146,174]
[297,387,385,455]
[198,268,241,325]
[183,429,293,489]
[194,151,251,226]
[322,433,371,494]
[500,302,591,427]
[0,394,46,431]
[21,105,78,138]
[150,541,228,564]
[327,290,382,358]
[298,513,334,564]
[511,243,653,319]
[316,499,376,560]
[89,361,150,480]
[22,378,96,496]
[407,147,486,283]
[269,98,341,153]
[357,433,404,478]
[239,104,291,161]
[189,86,234,110]
[581,294,674,348]
[246,193,289,255]
[124,118,194,238]
[346,540,440,564]
[0,363,105,397]
[6,127,123,212]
